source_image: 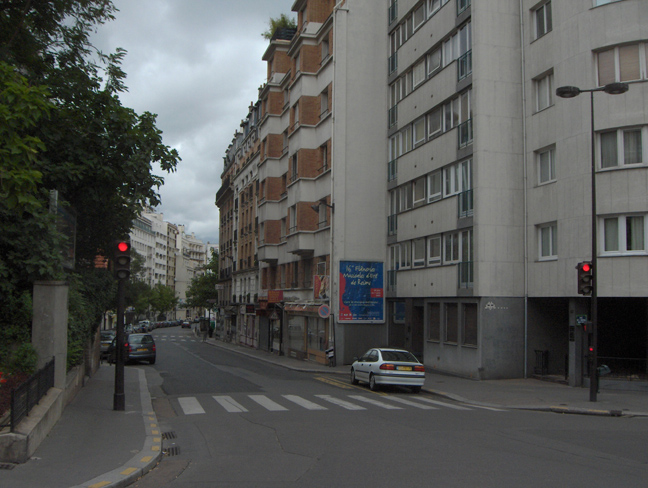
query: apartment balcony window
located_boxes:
[457,0,470,15]
[388,214,398,236]
[388,159,398,182]
[458,118,473,148]
[458,189,473,218]
[387,270,397,291]
[388,0,397,25]
[457,50,472,81]
[388,106,398,128]
[389,53,398,75]
[458,261,473,289]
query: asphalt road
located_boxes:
[132,327,648,488]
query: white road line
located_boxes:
[249,395,288,411]
[282,395,328,411]
[383,396,438,410]
[315,395,366,410]
[178,397,205,415]
[462,403,507,411]
[414,398,472,410]
[348,395,403,409]
[213,395,248,413]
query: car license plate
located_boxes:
[137,348,147,352]
[396,366,412,371]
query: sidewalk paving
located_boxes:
[1,336,646,488]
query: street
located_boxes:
[132,327,648,487]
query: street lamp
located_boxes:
[555,82,629,402]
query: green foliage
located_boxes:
[0,291,32,367]
[185,251,220,310]
[261,13,297,40]
[8,343,38,375]
[0,1,181,365]
[148,284,179,318]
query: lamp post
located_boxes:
[555,82,629,402]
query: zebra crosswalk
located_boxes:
[175,393,507,416]
[156,336,198,343]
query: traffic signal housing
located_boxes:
[114,240,131,280]
[577,261,593,296]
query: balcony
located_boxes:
[457,50,472,81]
[257,243,279,264]
[458,118,473,148]
[388,159,397,182]
[388,1,397,25]
[458,189,473,218]
[387,270,397,292]
[457,0,470,15]
[286,230,315,255]
[458,261,473,289]
[388,106,397,128]
[388,53,398,75]
[388,214,397,236]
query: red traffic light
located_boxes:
[117,241,129,252]
[581,263,591,273]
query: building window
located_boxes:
[427,170,442,202]
[600,127,644,168]
[413,238,426,267]
[413,176,426,205]
[603,215,646,254]
[413,4,426,30]
[537,147,556,184]
[427,235,441,265]
[399,183,413,211]
[462,303,478,347]
[412,59,426,88]
[428,0,449,17]
[444,229,472,264]
[443,159,472,197]
[428,106,442,137]
[534,1,552,39]
[427,47,442,76]
[535,71,554,112]
[445,303,458,344]
[413,117,426,146]
[428,303,441,342]
[538,223,557,259]
[400,241,411,269]
[597,43,647,86]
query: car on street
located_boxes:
[100,330,115,359]
[350,348,425,393]
[107,333,156,365]
[181,321,191,328]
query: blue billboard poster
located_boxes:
[338,261,384,323]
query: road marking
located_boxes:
[213,395,248,413]
[282,395,328,410]
[383,396,438,409]
[348,395,403,409]
[414,398,472,410]
[314,376,354,389]
[249,395,288,411]
[462,403,507,411]
[178,397,205,415]
[315,395,366,410]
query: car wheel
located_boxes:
[350,369,359,385]
[369,374,379,391]
[411,386,421,394]
[149,358,156,365]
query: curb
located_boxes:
[71,368,162,488]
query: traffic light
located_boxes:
[577,261,593,295]
[114,240,131,280]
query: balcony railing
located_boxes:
[458,261,473,289]
[388,159,397,182]
[388,214,397,236]
[389,53,398,75]
[458,118,473,148]
[388,106,397,128]
[457,50,472,81]
[387,270,397,291]
[458,189,473,218]
[457,0,471,15]
[388,1,398,25]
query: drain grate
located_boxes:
[162,431,177,440]
[0,464,16,470]
[163,446,181,457]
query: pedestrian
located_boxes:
[200,319,209,342]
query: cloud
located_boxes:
[91,0,296,244]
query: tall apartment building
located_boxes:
[217,0,648,379]
[130,215,155,284]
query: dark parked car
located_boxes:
[108,333,156,365]
[181,321,191,328]
[100,330,115,359]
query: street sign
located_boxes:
[576,314,587,325]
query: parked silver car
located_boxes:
[350,348,425,393]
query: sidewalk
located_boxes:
[2,337,646,488]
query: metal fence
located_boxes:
[7,357,55,432]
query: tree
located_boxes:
[185,250,220,311]
[261,13,297,40]
[149,284,178,320]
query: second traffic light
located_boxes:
[577,261,593,296]
[114,240,131,280]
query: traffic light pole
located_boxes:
[113,277,125,411]
[589,91,598,402]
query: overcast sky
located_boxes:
[91,0,296,245]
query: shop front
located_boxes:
[285,303,330,364]
[238,304,258,348]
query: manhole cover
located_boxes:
[163,446,181,457]
[162,431,177,440]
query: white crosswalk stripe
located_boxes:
[173,394,507,415]
[348,395,403,409]
[315,395,366,410]
[213,395,248,413]
[178,397,206,415]
[249,395,288,411]
[282,395,328,410]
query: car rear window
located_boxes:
[381,351,418,362]
[130,335,153,345]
